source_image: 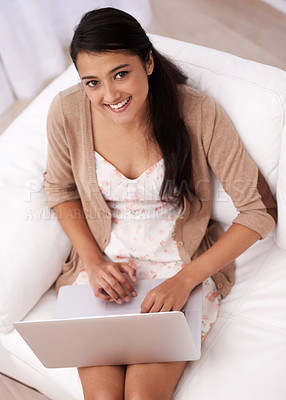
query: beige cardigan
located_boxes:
[43,84,277,298]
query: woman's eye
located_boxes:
[86,80,99,88]
[115,71,128,79]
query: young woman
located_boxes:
[43,7,277,400]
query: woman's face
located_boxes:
[76,51,154,127]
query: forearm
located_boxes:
[182,223,261,287]
[53,200,104,267]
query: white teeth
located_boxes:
[109,97,130,109]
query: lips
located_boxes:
[106,96,131,111]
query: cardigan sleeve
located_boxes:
[43,93,80,208]
[201,94,277,239]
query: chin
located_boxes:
[112,117,133,126]
[108,110,135,126]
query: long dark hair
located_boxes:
[70,7,195,207]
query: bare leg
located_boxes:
[78,365,126,400]
[125,361,187,400]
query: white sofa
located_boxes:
[1,34,286,400]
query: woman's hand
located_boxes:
[140,269,194,313]
[87,259,137,304]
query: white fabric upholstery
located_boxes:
[0,67,79,334]
[0,34,286,399]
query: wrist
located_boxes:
[82,251,105,270]
[180,260,207,288]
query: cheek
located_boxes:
[132,75,149,98]
[85,90,101,106]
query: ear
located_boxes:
[146,51,154,75]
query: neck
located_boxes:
[91,104,152,140]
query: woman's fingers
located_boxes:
[105,264,136,300]
[159,301,174,313]
[140,284,171,313]
[116,263,137,296]
[119,262,137,284]
[95,289,112,302]
[140,275,192,313]
[90,261,137,303]
[141,296,170,313]
[141,293,177,313]
[140,291,156,313]
[99,275,129,303]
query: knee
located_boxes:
[83,393,123,400]
[125,391,171,400]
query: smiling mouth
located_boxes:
[106,96,131,111]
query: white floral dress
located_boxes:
[73,151,221,341]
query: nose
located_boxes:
[103,82,120,104]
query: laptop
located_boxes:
[14,279,202,368]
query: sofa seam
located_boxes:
[224,314,286,335]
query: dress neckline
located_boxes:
[94,150,164,181]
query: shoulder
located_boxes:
[179,84,233,131]
[179,84,204,100]
[179,84,216,120]
[48,83,85,120]
[178,85,236,152]
[46,83,86,143]
[58,82,84,101]
[178,85,219,143]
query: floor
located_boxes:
[0,374,49,400]
[1,0,286,398]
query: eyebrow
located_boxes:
[81,64,130,80]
